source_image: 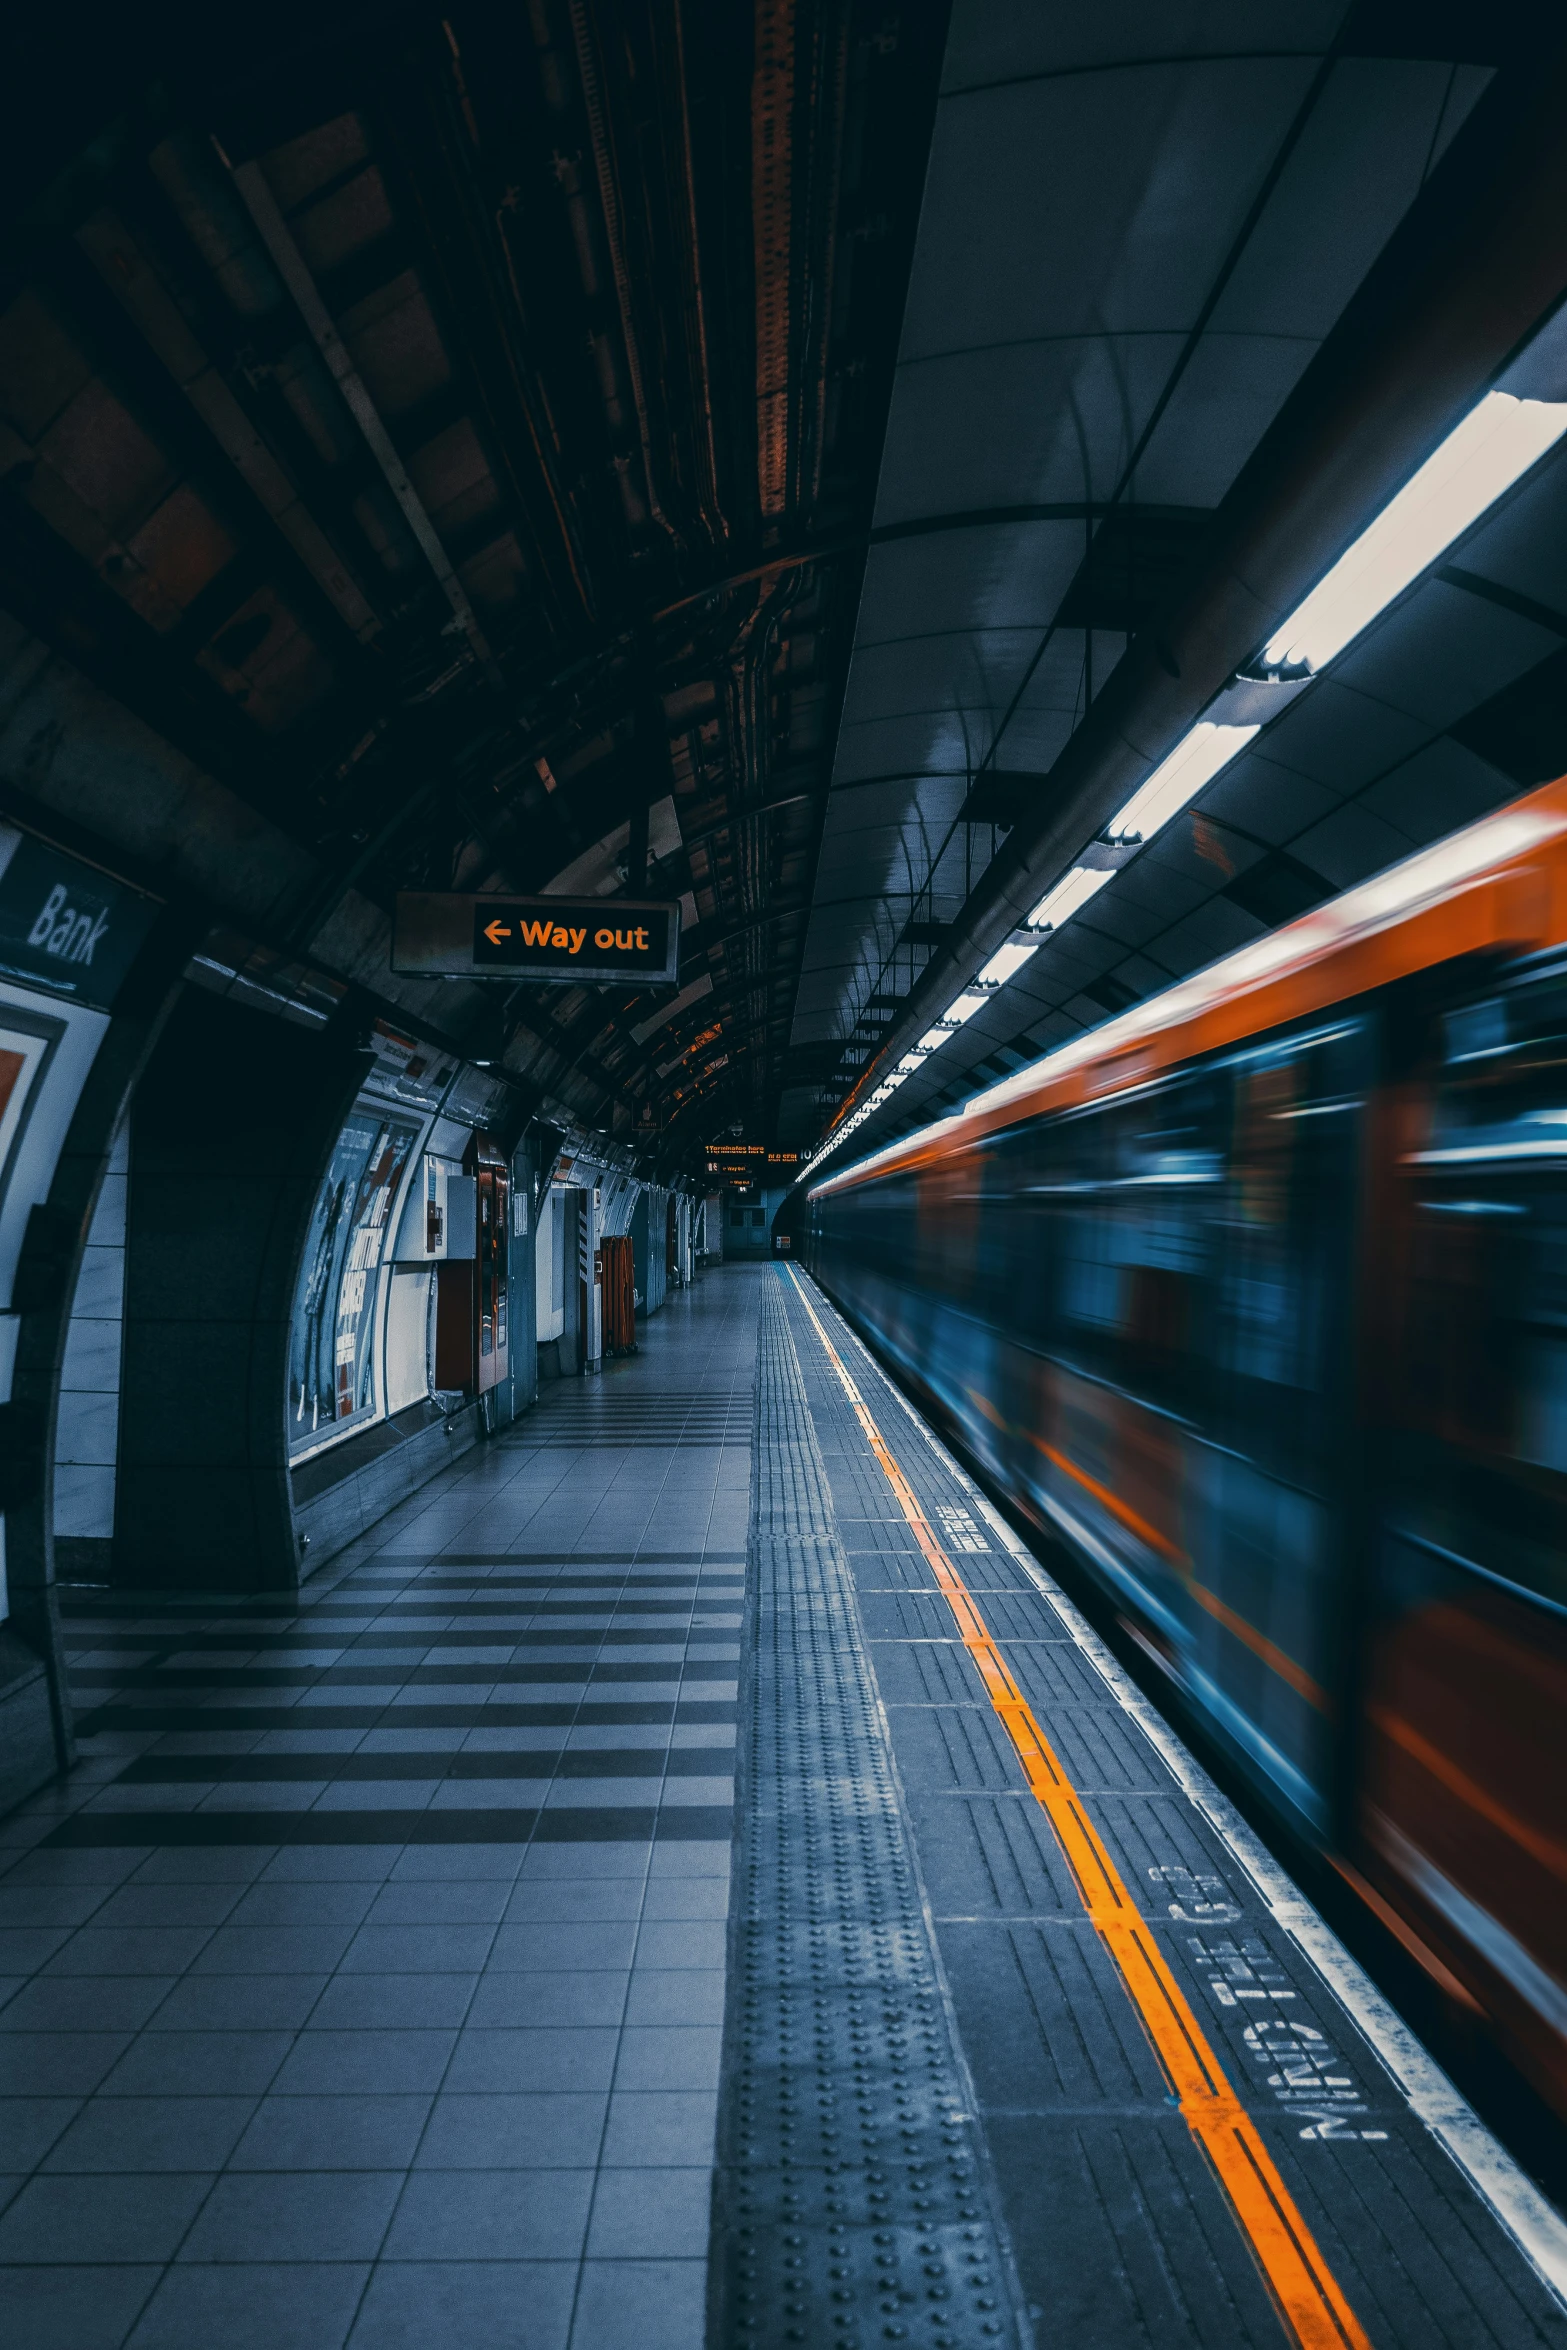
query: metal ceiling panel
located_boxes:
[790,0,1510,1142]
[940,1,1349,90]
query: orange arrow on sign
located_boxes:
[482,920,511,945]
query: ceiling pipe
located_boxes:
[827,31,1567,1153]
[220,145,507,695]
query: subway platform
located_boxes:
[1,1265,1565,2350]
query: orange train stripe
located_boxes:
[1190,1584,1328,1713]
[968,1385,1327,1711]
[1029,1429,1189,1565]
[790,1269,1370,2350]
[816,781,1567,1187]
[963,1382,1185,1561]
[1368,1705,1567,1883]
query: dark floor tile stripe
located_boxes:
[352,1551,748,1568]
[70,1657,739,1692]
[75,1699,737,1734]
[113,1747,731,1784]
[40,1804,736,1847]
[69,1614,736,1654]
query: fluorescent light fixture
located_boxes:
[977,938,1040,987]
[1027,865,1115,931]
[1263,390,1567,673]
[1107,721,1260,844]
[805,389,1567,1185]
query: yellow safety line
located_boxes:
[784,1267,1371,2350]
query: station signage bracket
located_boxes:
[393,893,680,987]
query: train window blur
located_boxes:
[1038,1075,1221,1417]
[1364,962,1567,2073]
[1394,963,1567,1615]
[1213,1024,1363,1486]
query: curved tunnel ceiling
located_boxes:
[0,0,948,1169]
[791,0,1567,1160]
[1,1,1565,1176]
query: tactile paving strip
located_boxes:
[708,1279,1022,2349]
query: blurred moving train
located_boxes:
[808,778,1567,2116]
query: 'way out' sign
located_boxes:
[392,893,680,986]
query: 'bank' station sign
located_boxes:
[393,893,680,986]
[0,831,160,1011]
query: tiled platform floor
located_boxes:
[0,1268,759,2350]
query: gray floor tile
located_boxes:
[585,2165,711,2259]
[43,1927,213,1977]
[86,1884,244,1930]
[225,1881,380,1928]
[362,1880,512,1925]
[501,1877,645,1923]
[188,1925,357,1974]
[42,2093,255,2173]
[150,1973,328,2031]
[488,1921,639,1971]
[0,1928,72,1973]
[179,2168,401,2261]
[228,2091,433,2170]
[129,1848,272,1886]
[345,2256,576,2350]
[259,1849,400,1883]
[0,1973,176,2033]
[598,2090,717,2168]
[126,2259,369,2350]
[414,2089,606,2169]
[306,1972,478,2031]
[639,1876,730,1921]
[339,1923,497,1974]
[0,2167,212,2262]
[0,2095,79,2170]
[270,2030,456,2096]
[466,1969,627,2029]
[385,1845,527,1882]
[1,2032,135,2095]
[568,2255,706,2350]
[611,2026,723,2093]
[647,1841,730,1877]
[443,2026,619,2095]
[2,2263,161,2350]
[381,2165,593,2260]
[520,1843,651,1880]
[622,1968,726,2027]
[102,2030,292,2097]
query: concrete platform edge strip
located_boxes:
[797,1267,1567,2321]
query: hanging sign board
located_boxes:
[705,1145,800,1179]
[0,832,160,1012]
[393,893,680,986]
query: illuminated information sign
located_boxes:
[393,894,680,986]
[705,1145,801,1179]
